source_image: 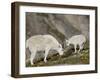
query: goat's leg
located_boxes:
[44,48,49,63]
[30,50,36,65]
[78,45,81,53]
[74,44,77,53]
[78,44,83,53]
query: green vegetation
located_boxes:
[26,48,89,67]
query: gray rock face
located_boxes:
[25,13,89,63]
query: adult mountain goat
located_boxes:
[26,35,63,65]
[66,34,86,53]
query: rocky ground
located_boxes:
[26,47,89,67]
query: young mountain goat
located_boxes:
[26,35,63,65]
[66,34,86,53]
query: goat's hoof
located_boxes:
[31,62,34,65]
[44,59,47,63]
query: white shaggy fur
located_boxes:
[66,34,86,53]
[26,35,63,65]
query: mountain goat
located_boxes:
[26,35,63,65]
[66,34,86,53]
